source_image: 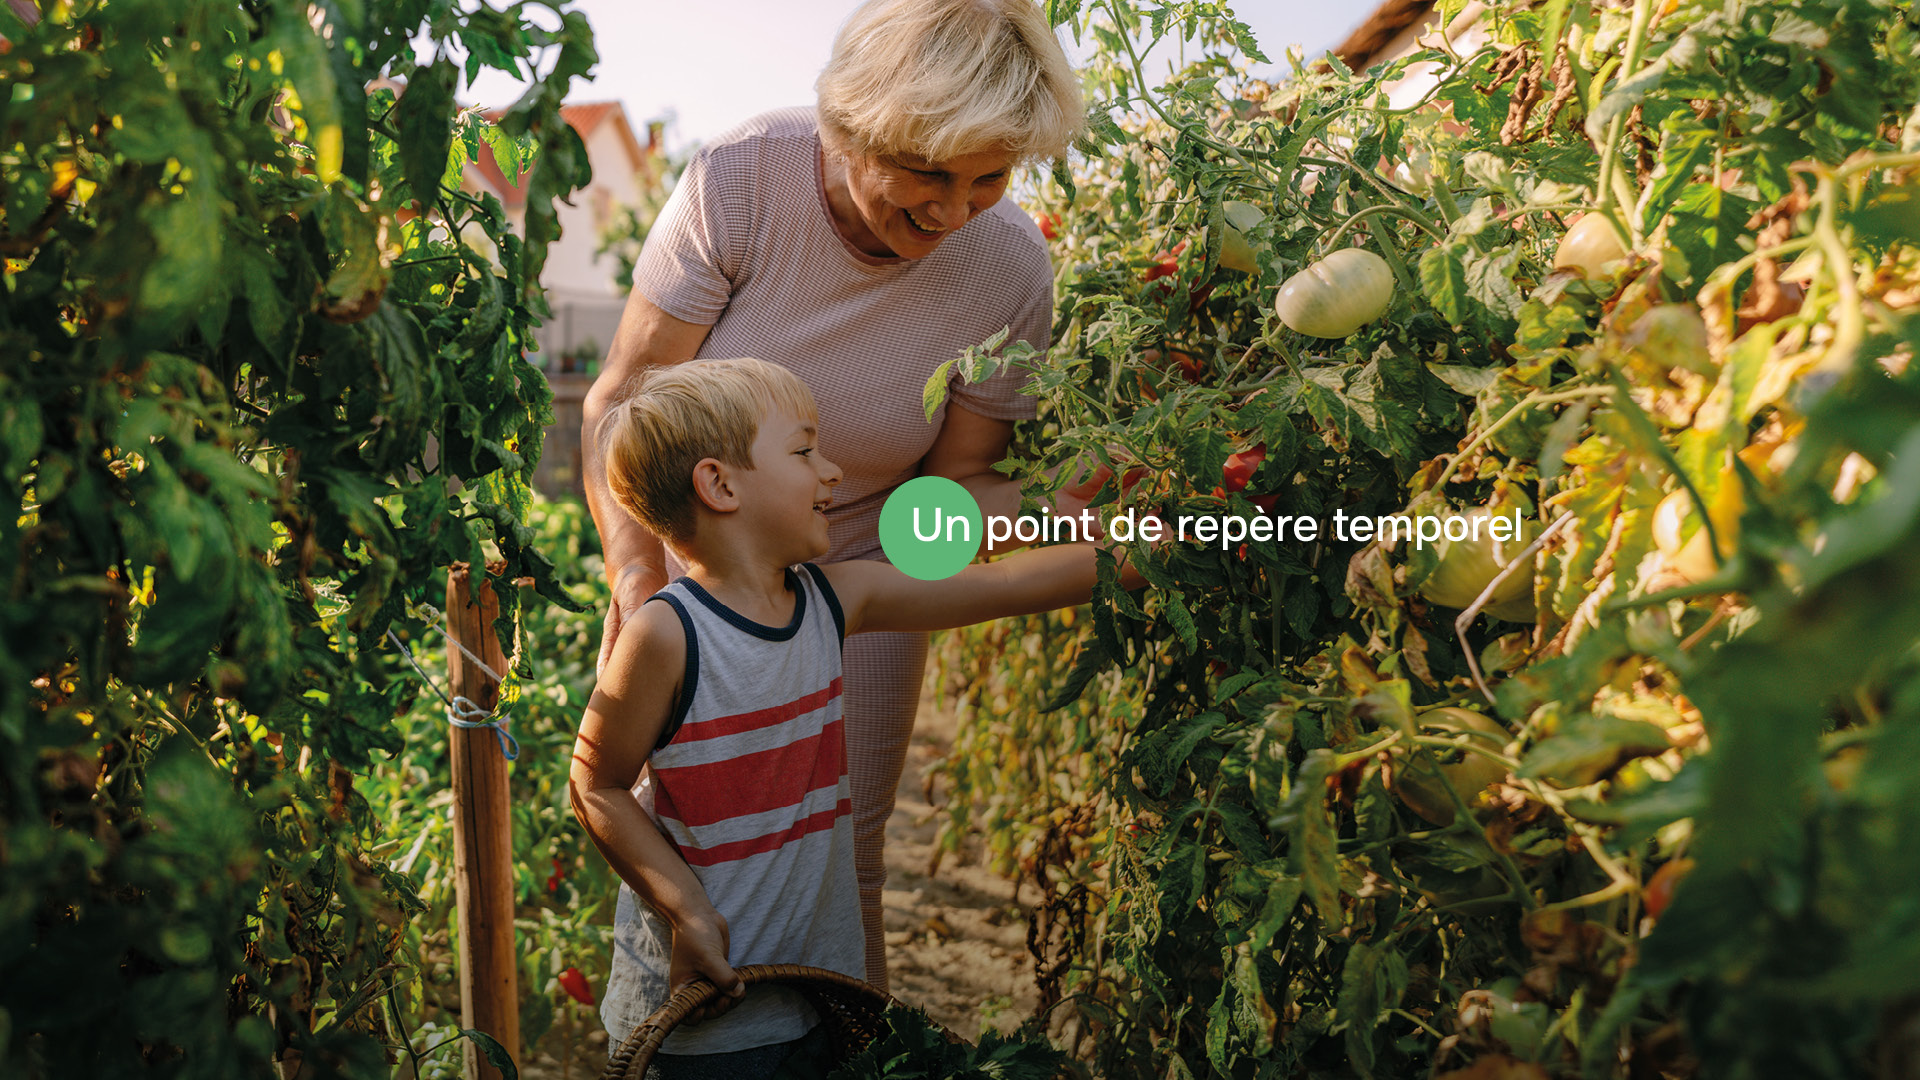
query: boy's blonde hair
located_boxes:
[601,358,818,545]
[815,0,1084,165]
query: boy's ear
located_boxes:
[690,458,739,514]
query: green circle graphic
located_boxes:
[879,476,983,580]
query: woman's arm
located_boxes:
[567,601,744,1019]
[919,402,1115,556]
[583,290,712,672]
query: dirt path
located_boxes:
[879,693,1041,1042]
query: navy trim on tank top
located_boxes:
[801,563,845,643]
[675,569,807,641]
[644,592,700,749]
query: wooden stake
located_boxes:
[447,565,520,1079]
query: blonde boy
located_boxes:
[571,358,1130,1076]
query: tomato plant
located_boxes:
[0,2,593,1075]
[930,0,1920,1076]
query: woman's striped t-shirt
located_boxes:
[600,565,864,1055]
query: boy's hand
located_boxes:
[669,911,745,1024]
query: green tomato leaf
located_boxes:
[1419,242,1470,326]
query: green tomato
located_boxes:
[1625,304,1714,375]
[1552,213,1628,277]
[1273,248,1394,338]
[1652,481,1740,584]
[1392,707,1509,826]
[1417,507,1542,613]
[1220,227,1260,273]
[1219,201,1266,274]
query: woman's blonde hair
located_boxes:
[816,0,1083,164]
[601,358,818,545]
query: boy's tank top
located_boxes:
[600,565,864,1055]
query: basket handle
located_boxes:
[601,964,889,1080]
[602,973,729,1080]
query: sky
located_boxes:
[450,1,1366,152]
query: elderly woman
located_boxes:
[582,0,1083,996]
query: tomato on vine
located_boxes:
[1142,346,1207,384]
[1220,444,1266,493]
[1143,239,1188,283]
[1417,507,1541,620]
[1033,211,1060,241]
[1644,858,1695,921]
[1219,200,1266,274]
[1553,213,1629,277]
[1273,248,1393,338]
[558,966,595,1006]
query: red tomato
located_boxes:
[1142,239,1189,282]
[546,856,564,894]
[1187,283,1215,315]
[1221,444,1267,493]
[1033,212,1060,240]
[1644,858,1695,922]
[559,966,595,1006]
[1143,347,1207,384]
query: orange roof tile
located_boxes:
[1331,0,1435,72]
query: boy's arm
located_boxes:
[823,542,1142,636]
[567,601,745,1019]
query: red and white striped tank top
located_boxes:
[600,565,864,1055]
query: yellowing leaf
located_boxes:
[315,124,343,184]
[51,159,79,198]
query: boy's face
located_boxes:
[739,407,842,560]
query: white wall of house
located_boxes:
[466,105,650,363]
[542,120,645,302]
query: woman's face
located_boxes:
[830,146,1014,259]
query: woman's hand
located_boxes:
[599,563,669,675]
[669,909,745,1025]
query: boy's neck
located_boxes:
[674,535,804,626]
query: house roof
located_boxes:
[1330,0,1435,72]
[465,100,650,210]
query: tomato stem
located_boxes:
[1302,152,1445,240]
[1591,0,1657,246]
[1810,168,1865,380]
[1426,386,1615,495]
[1321,202,1441,252]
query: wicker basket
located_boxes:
[601,964,896,1080]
